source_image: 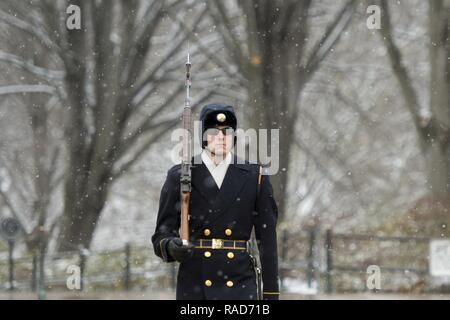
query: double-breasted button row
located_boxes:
[203,251,235,259]
[203,228,233,236]
[204,280,234,287]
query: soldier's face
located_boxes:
[205,126,234,157]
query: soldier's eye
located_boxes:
[223,128,234,136]
[206,128,220,136]
[206,127,233,136]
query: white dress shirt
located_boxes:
[201,150,232,189]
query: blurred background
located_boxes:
[0,0,449,299]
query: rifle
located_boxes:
[180,47,192,246]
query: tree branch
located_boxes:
[207,1,250,76]
[0,8,58,51]
[303,0,355,81]
[0,84,55,96]
[111,88,216,180]
[127,8,207,104]
[378,0,436,147]
[0,50,64,80]
[166,9,247,87]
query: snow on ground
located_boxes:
[282,277,318,295]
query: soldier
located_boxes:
[151,103,280,300]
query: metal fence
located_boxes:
[0,230,447,295]
[278,228,442,294]
[0,243,177,293]
[323,230,436,293]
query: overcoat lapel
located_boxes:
[191,153,252,226]
[207,163,251,225]
[191,161,220,205]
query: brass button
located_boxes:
[204,229,211,236]
[225,228,232,236]
[227,252,234,259]
[204,251,212,258]
[226,280,234,287]
[205,280,212,287]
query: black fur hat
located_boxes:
[199,103,237,149]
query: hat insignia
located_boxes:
[216,113,226,122]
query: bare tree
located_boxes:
[378,0,450,226]
[0,0,218,251]
[0,10,63,260]
[202,0,356,223]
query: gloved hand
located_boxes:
[167,238,194,263]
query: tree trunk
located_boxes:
[58,181,110,251]
[427,0,450,200]
[246,47,301,223]
[381,0,450,222]
[243,1,309,223]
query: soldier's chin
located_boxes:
[213,146,227,156]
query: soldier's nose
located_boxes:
[216,134,225,142]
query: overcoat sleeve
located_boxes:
[151,167,181,263]
[254,172,280,300]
